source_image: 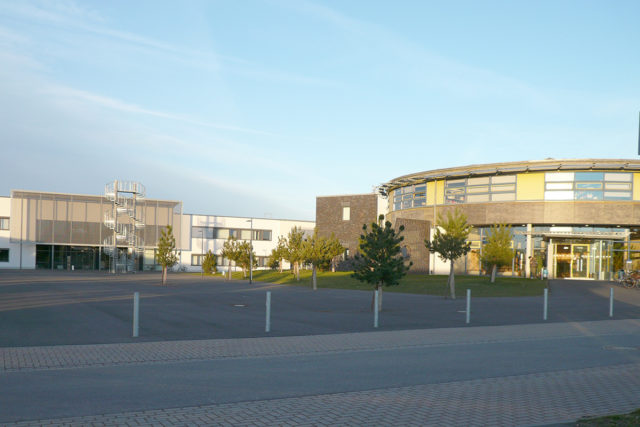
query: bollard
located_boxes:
[609,287,614,318]
[466,289,471,324]
[265,291,271,333]
[374,289,379,328]
[543,288,548,321]
[133,292,139,338]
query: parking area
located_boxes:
[1,270,640,347]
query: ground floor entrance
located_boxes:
[550,240,614,280]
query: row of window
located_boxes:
[392,172,635,210]
[0,217,9,230]
[0,248,8,262]
[191,254,270,267]
[192,226,272,241]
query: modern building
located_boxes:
[0,188,314,273]
[317,159,640,280]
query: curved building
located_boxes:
[379,159,640,280]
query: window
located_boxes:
[544,172,632,201]
[191,254,204,266]
[0,249,8,262]
[444,175,517,205]
[342,206,350,221]
[0,217,8,230]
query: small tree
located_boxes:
[326,233,345,272]
[236,240,257,278]
[202,250,218,275]
[157,225,178,285]
[221,237,240,280]
[303,230,345,291]
[481,224,514,283]
[285,226,306,281]
[268,236,288,273]
[352,215,411,311]
[425,208,472,299]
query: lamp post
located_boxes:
[200,228,204,279]
[246,218,253,284]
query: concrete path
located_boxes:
[3,319,640,426]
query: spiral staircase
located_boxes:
[103,180,146,273]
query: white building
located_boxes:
[0,189,314,272]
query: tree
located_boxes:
[268,236,288,273]
[326,233,345,272]
[352,215,411,311]
[236,240,257,278]
[202,250,217,275]
[425,208,472,299]
[481,224,514,283]
[303,230,345,290]
[285,226,306,281]
[221,237,240,280]
[157,225,178,285]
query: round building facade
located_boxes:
[381,159,640,280]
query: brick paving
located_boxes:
[2,318,639,372]
[3,319,640,426]
[3,362,640,426]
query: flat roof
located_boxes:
[379,158,640,194]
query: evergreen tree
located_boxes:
[352,215,411,311]
[157,225,178,285]
[202,250,217,275]
[481,224,514,283]
[425,208,472,299]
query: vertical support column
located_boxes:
[374,289,379,328]
[543,288,548,321]
[547,238,554,279]
[466,289,471,324]
[609,287,614,318]
[265,291,271,333]
[132,292,139,338]
[525,224,532,278]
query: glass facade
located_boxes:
[544,172,632,201]
[192,226,272,241]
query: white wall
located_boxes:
[180,214,315,273]
[0,196,32,269]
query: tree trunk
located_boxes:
[295,262,300,281]
[449,261,456,299]
[162,266,167,285]
[227,261,232,281]
[279,258,283,274]
[312,264,317,291]
[378,285,383,312]
[491,264,497,283]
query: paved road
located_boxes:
[1,271,640,347]
[2,319,640,426]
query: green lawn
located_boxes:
[228,270,547,298]
[576,409,640,426]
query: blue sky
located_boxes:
[1,0,639,220]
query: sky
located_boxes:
[1,0,639,220]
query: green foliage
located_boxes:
[424,208,472,299]
[236,240,257,276]
[268,236,288,272]
[352,215,411,289]
[481,224,513,268]
[285,226,306,280]
[303,230,344,271]
[157,225,178,285]
[202,250,217,275]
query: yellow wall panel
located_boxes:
[516,173,545,201]
[634,173,640,201]
[436,180,444,205]
[426,181,435,205]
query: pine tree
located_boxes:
[425,208,472,299]
[157,225,178,285]
[352,215,411,311]
[202,250,217,275]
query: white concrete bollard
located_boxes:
[543,288,548,321]
[466,289,471,324]
[265,291,271,333]
[609,287,614,318]
[374,289,379,328]
[133,292,139,338]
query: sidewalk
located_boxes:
[3,319,640,372]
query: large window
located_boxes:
[0,248,8,262]
[544,172,632,201]
[192,226,272,241]
[0,217,8,230]
[392,184,426,211]
[445,175,516,204]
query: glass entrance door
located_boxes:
[571,244,589,278]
